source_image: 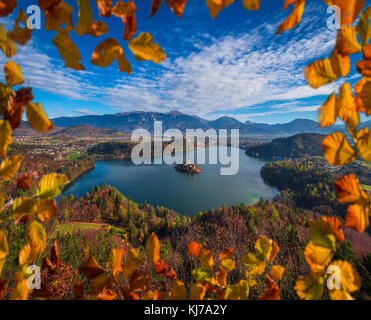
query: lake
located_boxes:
[61,146,278,215]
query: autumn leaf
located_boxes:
[345,203,370,233]
[113,1,138,40]
[150,0,163,17]
[91,38,132,74]
[220,258,235,272]
[44,1,74,33]
[95,0,113,17]
[323,0,365,25]
[309,219,336,251]
[357,7,371,47]
[0,0,17,17]
[129,269,150,290]
[167,0,188,17]
[219,247,233,261]
[336,26,362,56]
[15,174,31,190]
[206,0,234,19]
[92,20,109,37]
[81,257,106,280]
[295,273,324,300]
[336,82,359,128]
[322,132,356,166]
[356,127,371,161]
[0,25,17,58]
[199,248,214,271]
[108,248,124,279]
[10,197,38,224]
[328,260,361,300]
[276,0,305,34]
[128,32,166,64]
[7,9,32,45]
[76,0,94,36]
[330,48,350,78]
[0,120,12,157]
[19,243,37,266]
[334,174,367,203]
[269,265,285,281]
[190,283,206,300]
[187,241,202,256]
[0,82,12,115]
[255,235,272,261]
[304,58,337,89]
[37,173,68,199]
[27,220,46,255]
[0,155,23,181]
[356,58,371,77]
[52,32,84,71]
[122,248,144,279]
[0,279,6,299]
[242,0,261,10]
[9,271,29,300]
[26,102,53,133]
[304,241,333,273]
[318,92,336,127]
[4,60,23,87]
[0,231,8,260]
[320,216,344,242]
[35,199,58,222]
[241,252,265,275]
[146,232,161,265]
[354,77,371,115]
[169,279,186,300]
[259,275,280,300]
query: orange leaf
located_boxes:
[242,0,261,10]
[187,241,202,256]
[95,0,113,17]
[356,59,371,77]
[0,0,17,17]
[113,1,138,40]
[7,9,32,45]
[354,77,371,115]
[268,240,280,263]
[146,232,161,265]
[15,174,31,190]
[320,216,345,242]
[334,174,367,203]
[322,132,356,166]
[206,0,234,19]
[219,247,233,261]
[304,58,337,89]
[323,0,365,25]
[276,0,305,34]
[167,0,188,18]
[318,92,336,128]
[330,48,350,77]
[150,0,163,17]
[259,275,280,300]
[345,203,370,233]
[335,26,361,56]
[80,257,106,280]
[336,82,359,128]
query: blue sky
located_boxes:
[0,0,369,124]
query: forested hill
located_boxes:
[245,133,325,159]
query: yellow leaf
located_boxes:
[242,0,260,10]
[356,126,371,161]
[322,132,356,166]
[336,82,359,128]
[269,265,285,281]
[108,248,124,278]
[309,219,336,251]
[27,220,46,255]
[0,83,12,115]
[206,0,234,19]
[304,241,333,273]
[354,77,371,115]
[198,248,214,271]
[320,216,345,242]
[33,198,57,222]
[146,232,161,264]
[0,230,8,260]
[0,155,23,181]
[128,32,166,64]
[76,0,94,36]
[357,7,371,47]
[91,38,132,74]
[10,197,38,224]
[0,120,13,157]
[330,48,350,78]
[220,258,235,272]
[295,273,324,300]
[0,25,17,57]
[52,32,84,71]
[336,26,362,56]
[37,173,68,199]
[0,258,5,275]
[345,203,370,233]
[4,60,24,87]
[44,1,74,33]
[241,252,265,275]
[304,58,337,89]
[169,279,186,300]
[9,272,29,300]
[225,279,249,300]
[122,248,144,279]
[318,92,336,127]
[190,283,206,300]
[328,260,361,300]
[255,235,272,261]
[334,174,367,203]
[323,0,365,25]
[276,0,305,34]
[19,243,37,266]
[26,102,53,133]
[7,9,32,46]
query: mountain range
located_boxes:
[49,111,371,137]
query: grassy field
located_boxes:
[51,222,126,238]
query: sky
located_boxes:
[0,0,369,124]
